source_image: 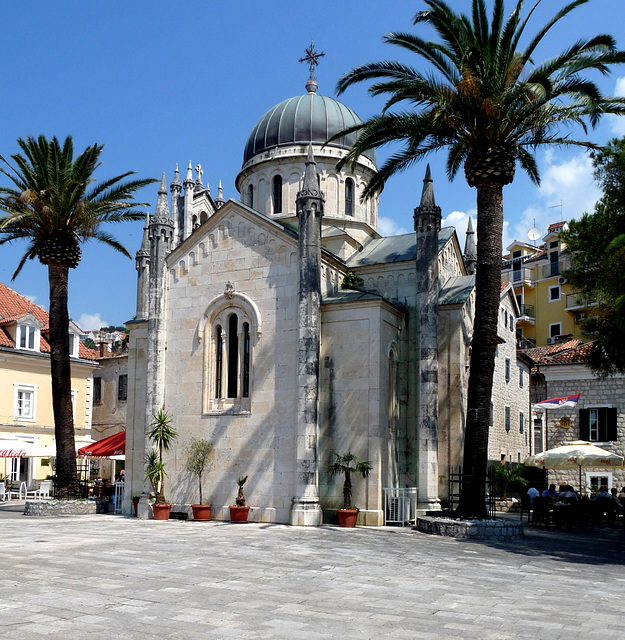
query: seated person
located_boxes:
[593,484,611,500]
[558,484,578,502]
[542,484,558,500]
[527,486,539,503]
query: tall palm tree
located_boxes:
[334,0,625,517]
[0,135,155,495]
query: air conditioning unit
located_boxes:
[558,276,567,285]
[546,337,556,345]
[575,312,586,322]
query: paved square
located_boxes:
[1,509,624,639]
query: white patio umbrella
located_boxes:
[525,441,624,491]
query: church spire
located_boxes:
[154,172,170,220]
[463,217,477,275]
[215,180,225,208]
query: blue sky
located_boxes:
[1,0,624,329]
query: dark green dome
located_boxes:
[243,91,376,165]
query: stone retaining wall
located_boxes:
[24,499,109,517]
[416,516,524,541]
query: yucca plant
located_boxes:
[144,409,177,504]
[492,463,527,500]
[235,475,248,507]
[184,438,213,505]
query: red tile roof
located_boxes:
[547,221,567,233]
[0,281,97,360]
[521,339,591,365]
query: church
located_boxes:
[123,56,530,524]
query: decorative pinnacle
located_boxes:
[419,164,436,208]
[170,163,181,189]
[299,39,325,94]
[184,160,194,187]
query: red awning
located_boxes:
[77,431,125,457]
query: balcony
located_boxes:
[518,304,535,324]
[540,257,571,279]
[565,292,597,311]
[501,266,535,287]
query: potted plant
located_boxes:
[327,451,372,527]
[229,476,250,522]
[144,408,178,520]
[184,438,214,521]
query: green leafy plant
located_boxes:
[341,271,364,290]
[184,438,213,505]
[327,451,372,510]
[235,476,248,507]
[491,463,527,501]
[144,409,177,504]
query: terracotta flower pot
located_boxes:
[132,499,139,517]
[191,504,212,521]
[152,503,172,520]
[337,508,359,527]
[229,505,250,522]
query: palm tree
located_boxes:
[0,135,155,495]
[334,0,625,518]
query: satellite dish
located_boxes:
[527,227,542,242]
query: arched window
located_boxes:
[248,184,254,209]
[272,175,282,214]
[201,292,261,413]
[345,178,354,217]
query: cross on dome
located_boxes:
[299,40,325,93]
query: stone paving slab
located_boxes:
[0,511,624,639]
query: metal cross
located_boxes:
[299,40,325,80]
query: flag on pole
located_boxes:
[533,393,581,410]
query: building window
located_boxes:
[69,333,80,358]
[509,315,514,331]
[272,175,282,214]
[93,377,102,404]
[549,285,560,301]
[118,374,128,401]
[519,367,524,389]
[505,358,511,383]
[210,312,252,403]
[17,323,39,351]
[519,411,524,434]
[586,472,612,493]
[579,407,617,442]
[14,384,36,421]
[549,323,561,338]
[345,178,354,217]
[505,406,511,432]
[247,184,254,209]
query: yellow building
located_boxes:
[0,282,98,485]
[501,221,593,347]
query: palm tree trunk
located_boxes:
[458,179,504,519]
[48,263,77,496]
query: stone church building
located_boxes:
[123,71,530,523]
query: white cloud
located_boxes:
[24,294,37,304]
[76,313,108,332]
[607,76,625,134]
[442,210,476,251]
[377,215,410,236]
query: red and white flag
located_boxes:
[533,393,581,410]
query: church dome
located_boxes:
[242,87,376,166]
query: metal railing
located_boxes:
[565,292,597,310]
[383,487,417,526]
[501,266,535,285]
[519,304,535,319]
[541,258,571,279]
[448,466,496,517]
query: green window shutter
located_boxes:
[579,409,590,440]
[606,407,618,441]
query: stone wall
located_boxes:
[24,499,109,516]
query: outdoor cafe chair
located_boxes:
[519,493,532,522]
[19,481,38,500]
[0,482,20,501]
[531,497,551,528]
[37,480,51,499]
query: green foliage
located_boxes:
[184,438,213,505]
[100,325,127,332]
[341,271,364,290]
[145,409,178,503]
[83,338,97,350]
[235,475,248,507]
[491,463,527,500]
[327,451,372,510]
[562,137,625,376]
